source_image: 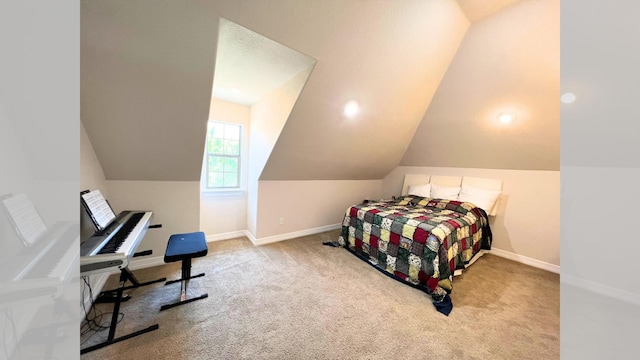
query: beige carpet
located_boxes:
[80,230,559,359]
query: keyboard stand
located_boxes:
[95,267,165,303]
[80,252,166,355]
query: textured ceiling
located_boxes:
[213,18,316,106]
[456,0,523,23]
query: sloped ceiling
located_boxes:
[213,18,316,106]
[81,0,552,182]
[81,0,470,181]
[401,0,559,170]
[456,0,522,23]
[259,1,470,180]
[81,1,217,181]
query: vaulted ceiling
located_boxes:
[81,0,558,182]
[401,0,559,170]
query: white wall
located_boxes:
[83,122,201,263]
[200,99,250,238]
[82,122,200,306]
[80,122,108,197]
[105,180,200,262]
[80,122,110,242]
[248,67,313,236]
[80,121,111,317]
[255,180,382,240]
[383,166,559,269]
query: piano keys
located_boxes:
[78,200,165,354]
[80,210,153,276]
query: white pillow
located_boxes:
[457,185,501,213]
[407,183,431,197]
[430,184,461,200]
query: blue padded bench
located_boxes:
[160,231,209,311]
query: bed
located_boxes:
[337,175,501,314]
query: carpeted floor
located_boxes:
[80,230,559,359]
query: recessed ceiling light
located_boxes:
[561,92,576,104]
[343,100,359,118]
[497,113,513,124]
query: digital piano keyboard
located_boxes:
[80,211,153,276]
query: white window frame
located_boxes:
[202,121,243,193]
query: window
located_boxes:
[203,121,242,189]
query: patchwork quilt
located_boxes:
[338,195,492,310]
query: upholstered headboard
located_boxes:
[401,174,431,195]
[430,175,462,187]
[401,174,503,216]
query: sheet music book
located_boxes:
[80,190,116,231]
[1,193,48,246]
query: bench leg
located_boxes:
[160,257,208,311]
[159,292,208,312]
[164,272,204,286]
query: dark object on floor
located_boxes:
[433,295,453,316]
[160,231,209,311]
[322,241,341,247]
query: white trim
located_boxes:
[121,231,252,272]
[201,121,243,192]
[245,230,258,245]
[93,229,562,279]
[104,231,253,273]
[127,255,165,271]
[201,188,246,197]
[561,273,640,307]
[206,230,248,242]
[251,223,342,246]
[488,247,560,274]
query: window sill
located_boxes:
[201,188,246,197]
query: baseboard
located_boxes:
[126,231,251,271]
[116,232,253,273]
[488,247,560,274]
[206,230,248,242]
[561,273,640,307]
[128,255,165,271]
[251,223,342,246]
[204,224,342,247]
[100,224,342,290]
[96,231,559,279]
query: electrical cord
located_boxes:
[80,276,124,345]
